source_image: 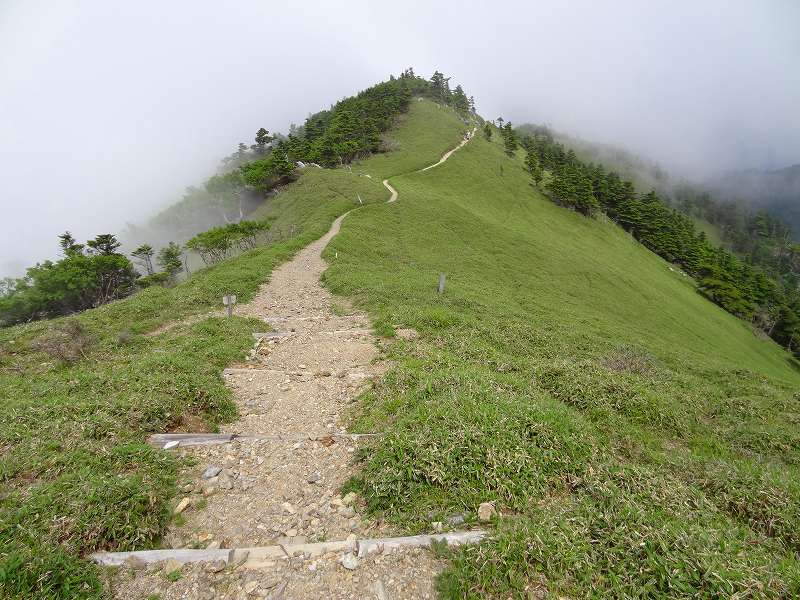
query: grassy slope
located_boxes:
[0,99,466,599]
[324,127,800,596]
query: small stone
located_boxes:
[204,559,226,573]
[478,501,496,522]
[243,580,259,594]
[124,555,147,570]
[342,492,357,506]
[307,472,321,484]
[285,528,298,537]
[432,521,444,533]
[346,533,357,543]
[282,501,296,514]
[206,540,220,550]
[314,370,332,377]
[298,364,308,370]
[340,552,359,570]
[338,506,356,518]
[448,513,466,526]
[173,497,191,514]
[203,486,217,497]
[202,465,222,479]
[163,558,182,573]
[163,440,180,449]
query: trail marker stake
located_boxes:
[223,294,237,317]
[438,273,446,294]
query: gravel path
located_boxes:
[110,127,477,600]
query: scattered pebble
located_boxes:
[202,465,222,479]
[478,501,496,522]
[341,552,359,570]
[173,497,191,515]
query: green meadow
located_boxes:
[2,97,798,598]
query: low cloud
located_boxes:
[2,0,798,276]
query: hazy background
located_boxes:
[2,0,799,276]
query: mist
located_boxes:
[2,0,799,277]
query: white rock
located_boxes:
[341,552,359,570]
[202,465,222,479]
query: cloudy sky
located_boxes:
[1,0,799,276]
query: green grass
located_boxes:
[6,93,797,597]
[0,100,467,599]
[323,124,800,596]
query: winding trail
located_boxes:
[109,125,477,600]
[383,126,475,205]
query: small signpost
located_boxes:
[438,273,446,294]
[222,294,237,317]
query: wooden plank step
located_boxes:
[148,432,382,448]
[263,315,367,322]
[148,433,235,447]
[90,530,487,567]
[221,366,371,376]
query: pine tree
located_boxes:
[157,242,184,282]
[502,122,517,156]
[131,244,155,275]
[483,122,492,141]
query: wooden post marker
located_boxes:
[438,273,446,294]
[222,294,237,317]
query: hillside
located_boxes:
[326,122,800,595]
[2,88,800,599]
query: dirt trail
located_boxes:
[112,126,476,600]
[382,127,475,206]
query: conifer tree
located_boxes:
[483,122,492,141]
[131,244,155,275]
[502,122,518,156]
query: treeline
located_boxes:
[670,184,800,290]
[3,70,474,327]
[516,126,800,355]
[212,68,473,197]
[134,69,474,244]
[0,233,137,325]
[0,220,273,326]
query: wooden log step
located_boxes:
[221,366,371,376]
[263,314,367,322]
[90,530,487,567]
[148,432,382,448]
[148,433,235,448]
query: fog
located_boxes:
[2,0,799,277]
